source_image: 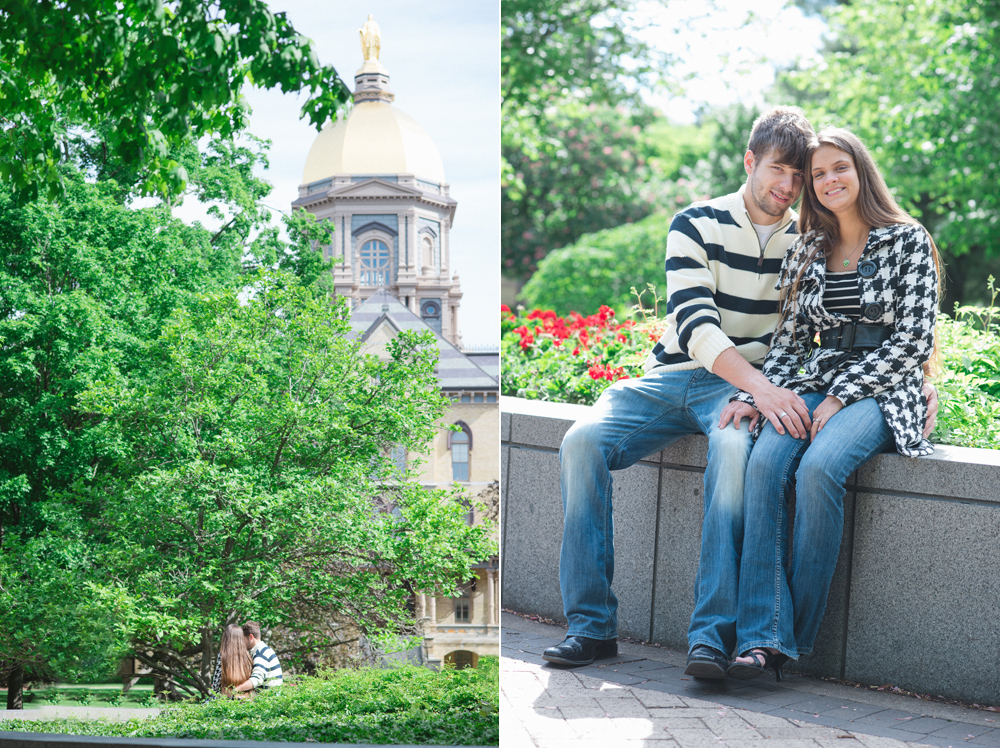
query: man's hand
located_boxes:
[718,401,760,431]
[922,383,938,439]
[750,382,812,439]
[809,395,844,442]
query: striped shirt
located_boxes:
[823,270,861,318]
[645,185,799,373]
[249,641,283,689]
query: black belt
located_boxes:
[818,322,893,351]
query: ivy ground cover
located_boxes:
[0,659,499,745]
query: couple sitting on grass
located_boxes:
[211,621,283,699]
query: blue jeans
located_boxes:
[736,392,894,658]
[559,367,753,653]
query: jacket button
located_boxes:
[863,302,883,320]
[858,260,877,278]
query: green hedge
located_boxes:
[519,213,672,316]
[0,660,499,745]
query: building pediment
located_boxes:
[330,178,424,199]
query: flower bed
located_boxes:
[501,291,1000,450]
[501,303,665,404]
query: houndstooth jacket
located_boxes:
[734,222,937,457]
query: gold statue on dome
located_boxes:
[359,14,381,62]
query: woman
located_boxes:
[211,624,253,698]
[720,128,939,679]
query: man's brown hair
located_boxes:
[242,621,261,640]
[746,106,816,171]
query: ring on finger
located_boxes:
[778,411,788,418]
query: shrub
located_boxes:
[933,278,1000,449]
[0,660,500,745]
[518,212,673,316]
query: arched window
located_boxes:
[421,235,435,273]
[444,650,477,670]
[359,239,390,286]
[448,421,472,482]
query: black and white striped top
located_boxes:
[824,271,861,318]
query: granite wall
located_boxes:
[500,396,1000,706]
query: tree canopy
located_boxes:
[0,0,351,201]
[501,0,663,280]
[779,0,1000,304]
[0,147,491,699]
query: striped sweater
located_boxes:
[249,641,283,689]
[644,185,799,373]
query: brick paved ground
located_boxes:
[502,613,1000,748]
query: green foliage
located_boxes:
[0,151,491,696]
[70,275,493,695]
[933,279,1000,449]
[0,661,500,745]
[0,0,350,202]
[503,294,1000,451]
[500,305,662,404]
[502,0,668,280]
[519,213,673,315]
[502,101,665,279]
[502,0,652,110]
[779,0,1000,305]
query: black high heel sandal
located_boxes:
[726,648,789,681]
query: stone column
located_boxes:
[428,594,437,631]
[485,570,495,625]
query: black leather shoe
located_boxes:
[542,636,618,666]
[684,644,729,679]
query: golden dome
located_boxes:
[301,99,447,186]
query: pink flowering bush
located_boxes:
[501,304,666,404]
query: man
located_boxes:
[544,107,938,676]
[544,107,819,677]
[232,621,284,693]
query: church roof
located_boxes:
[349,292,497,391]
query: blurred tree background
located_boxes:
[502,0,1000,315]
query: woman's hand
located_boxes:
[718,401,760,431]
[810,395,844,441]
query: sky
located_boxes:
[634,0,827,123]
[175,1,500,349]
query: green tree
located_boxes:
[502,101,663,279]
[501,0,664,280]
[779,0,1000,305]
[0,144,330,705]
[70,277,492,696]
[0,0,350,201]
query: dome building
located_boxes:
[292,17,498,671]
[293,20,463,347]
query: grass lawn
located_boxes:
[0,659,499,745]
[3,682,158,709]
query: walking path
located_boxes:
[501,613,1000,748]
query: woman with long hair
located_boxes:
[211,624,253,698]
[719,127,940,679]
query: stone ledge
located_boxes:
[501,396,1000,706]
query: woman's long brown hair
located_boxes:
[220,623,252,692]
[785,127,942,375]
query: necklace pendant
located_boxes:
[843,259,850,267]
